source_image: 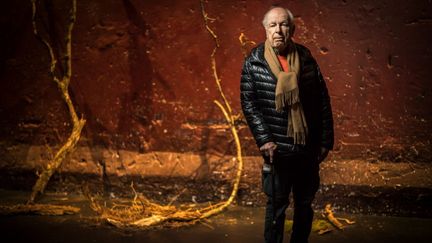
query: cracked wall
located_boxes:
[0,0,431,168]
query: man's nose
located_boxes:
[275,24,282,33]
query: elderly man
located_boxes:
[240,6,334,243]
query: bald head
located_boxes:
[262,7,295,52]
[262,7,294,28]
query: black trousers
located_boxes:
[262,154,320,243]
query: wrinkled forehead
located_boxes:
[266,9,289,23]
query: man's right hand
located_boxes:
[259,142,277,163]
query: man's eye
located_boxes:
[281,22,289,27]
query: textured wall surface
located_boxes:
[1,0,431,165]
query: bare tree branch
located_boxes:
[28,0,85,204]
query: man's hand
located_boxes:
[260,142,277,163]
[317,147,329,163]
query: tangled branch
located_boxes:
[88,183,227,227]
[28,0,86,204]
[87,0,244,228]
[285,204,355,235]
[323,204,355,230]
[199,0,244,218]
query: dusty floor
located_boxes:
[0,189,431,243]
[1,169,431,217]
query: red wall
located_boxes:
[1,0,431,162]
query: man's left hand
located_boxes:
[317,147,329,163]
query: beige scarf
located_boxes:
[264,40,308,145]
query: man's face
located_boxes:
[265,8,291,52]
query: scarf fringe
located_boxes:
[275,88,300,112]
[293,132,307,145]
[287,119,307,145]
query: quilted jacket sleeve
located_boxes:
[240,60,273,148]
[316,65,334,150]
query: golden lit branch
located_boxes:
[285,204,355,235]
[64,1,75,83]
[197,0,244,218]
[199,101,243,219]
[200,0,219,48]
[200,0,232,116]
[87,182,227,228]
[324,204,344,229]
[31,0,57,81]
[239,33,256,58]
[28,0,85,204]
[87,0,244,228]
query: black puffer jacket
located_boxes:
[240,42,334,157]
